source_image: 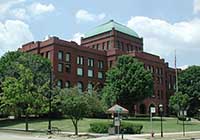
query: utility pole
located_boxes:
[175,49,178,92]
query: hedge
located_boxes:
[89,122,143,134]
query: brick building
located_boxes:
[19,20,176,115]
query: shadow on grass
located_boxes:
[125,117,167,122]
[0,118,67,128]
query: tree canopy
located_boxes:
[0,51,51,131]
[169,92,190,116]
[102,55,153,112]
[178,65,200,115]
[55,87,104,135]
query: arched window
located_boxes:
[87,83,93,94]
[57,80,63,88]
[65,81,70,88]
[77,81,83,93]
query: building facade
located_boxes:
[19,20,176,115]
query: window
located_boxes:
[65,64,71,73]
[107,41,110,50]
[77,68,83,76]
[58,51,63,60]
[109,61,113,68]
[87,83,93,93]
[77,56,84,65]
[127,44,130,52]
[88,58,94,67]
[77,82,83,92]
[58,63,63,72]
[96,44,99,50]
[57,80,62,88]
[121,42,124,51]
[117,40,120,49]
[66,53,71,62]
[98,71,103,79]
[46,51,51,59]
[88,69,93,77]
[98,60,104,69]
[102,42,105,50]
[65,81,70,88]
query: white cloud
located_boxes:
[11,8,28,20]
[68,32,84,45]
[127,16,200,67]
[0,0,25,18]
[194,0,200,14]
[29,2,55,15]
[76,9,106,22]
[0,20,34,56]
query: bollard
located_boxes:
[121,129,126,139]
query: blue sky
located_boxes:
[0,0,200,68]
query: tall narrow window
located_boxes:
[107,41,110,50]
[98,60,104,69]
[98,71,103,79]
[97,44,99,50]
[88,69,93,77]
[77,82,83,93]
[77,68,83,76]
[77,56,84,65]
[58,51,63,60]
[47,51,51,59]
[87,83,93,94]
[58,63,63,72]
[88,58,94,67]
[65,81,70,88]
[66,64,71,73]
[57,80,63,88]
[66,52,71,62]
[102,42,105,50]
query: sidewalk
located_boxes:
[87,131,200,140]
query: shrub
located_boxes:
[89,122,112,133]
[178,116,186,121]
[89,122,143,134]
[121,122,143,134]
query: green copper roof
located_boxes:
[84,20,139,38]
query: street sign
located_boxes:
[150,107,156,113]
[114,117,120,126]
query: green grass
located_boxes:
[0,117,199,134]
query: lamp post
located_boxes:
[159,104,163,137]
[48,67,53,134]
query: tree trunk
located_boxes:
[25,113,29,131]
[71,118,78,135]
[75,123,78,135]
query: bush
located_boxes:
[89,122,143,134]
[121,122,143,134]
[89,122,112,133]
[178,116,186,121]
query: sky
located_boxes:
[0,0,200,69]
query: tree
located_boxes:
[56,87,104,135]
[102,55,153,112]
[169,92,190,117]
[178,66,200,115]
[0,51,51,131]
[1,64,49,131]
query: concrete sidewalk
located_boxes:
[87,131,200,140]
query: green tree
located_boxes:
[1,64,49,131]
[102,55,153,112]
[169,92,190,117]
[56,87,104,135]
[178,66,200,115]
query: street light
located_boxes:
[159,104,163,137]
[48,67,53,134]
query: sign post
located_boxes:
[150,107,156,137]
[115,108,122,137]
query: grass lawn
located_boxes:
[0,117,199,134]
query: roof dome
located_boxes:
[84,20,139,38]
